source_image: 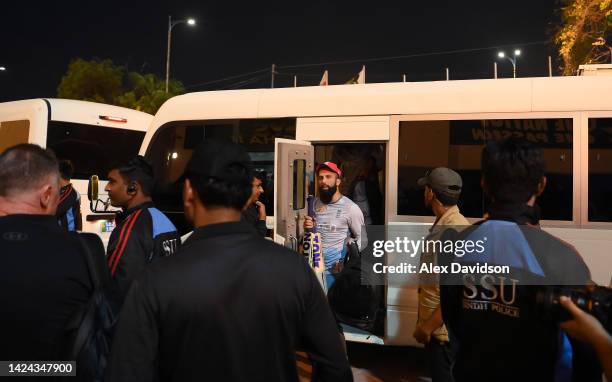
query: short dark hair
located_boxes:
[481,138,545,205]
[186,164,252,210]
[431,188,460,206]
[58,160,74,180]
[253,171,265,182]
[0,144,59,196]
[112,156,155,196]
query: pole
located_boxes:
[271,64,276,88]
[402,74,406,82]
[165,15,172,93]
[446,67,449,81]
[548,56,552,77]
[494,62,498,79]
[512,60,516,78]
[294,75,297,87]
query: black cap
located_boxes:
[181,139,252,183]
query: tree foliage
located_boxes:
[57,58,185,114]
[555,0,612,75]
[57,59,124,104]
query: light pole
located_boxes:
[497,49,521,78]
[166,16,196,93]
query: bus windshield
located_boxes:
[46,120,145,179]
[145,118,296,233]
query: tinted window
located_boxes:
[46,121,145,179]
[0,120,30,152]
[145,119,296,233]
[397,118,573,220]
[588,118,612,222]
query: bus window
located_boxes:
[46,121,145,179]
[145,118,296,233]
[0,120,29,152]
[588,118,612,222]
[397,118,573,221]
[314,143,385,226]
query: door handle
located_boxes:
[287,235,298,252]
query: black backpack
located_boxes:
[63,233,116,382]
[327,241,385,335]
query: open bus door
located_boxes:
[273,138,314,250]
[274,138,386,345]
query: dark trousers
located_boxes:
[425,337,457,382]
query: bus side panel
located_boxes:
[544,227,612,286]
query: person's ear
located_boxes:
[127,182,138,195]
[40,183,58,215]
[183,179,196,221]
[480,177,488,195]
[336,177,341,187]
[536,176,547,197]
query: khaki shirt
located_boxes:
[417,205,469,342]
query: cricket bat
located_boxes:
[304,195,326,289]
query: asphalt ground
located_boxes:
[297,342,429,382]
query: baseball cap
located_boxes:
[316,161,343,178]
[417,167,462,196]
[180,139,252,183]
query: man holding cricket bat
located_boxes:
[304,162,366,290]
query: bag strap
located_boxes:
[72,233,101,290]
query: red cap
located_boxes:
[316,161,342,178]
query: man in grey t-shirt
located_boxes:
[304,161,366,289]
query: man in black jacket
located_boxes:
[106,139,352,382]
[241,172,268,237]
[104,156,180,311]
[0,144,96,362]
[56,159,82,231]
[440,139,592,381]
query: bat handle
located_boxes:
[306,195,316,233]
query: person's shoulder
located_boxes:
[146,207,178,237]
[522,225,591,279]
[341,195,361,210]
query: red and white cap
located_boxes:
[316,161,342,178]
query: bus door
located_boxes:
[274,138,388,345]
[273,138,314,250]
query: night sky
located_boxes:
[1,0,561,102]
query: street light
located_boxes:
[0,67,6,71]
[165,16,196,93]
[497,49,521,78]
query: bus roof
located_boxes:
[0,98,152,131]
[152,76,612,128]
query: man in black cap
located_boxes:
[106,139,352,382]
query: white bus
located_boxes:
[0,98,152,240]
[137,75,612,346]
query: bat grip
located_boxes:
[306,195,316,233]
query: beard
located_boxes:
[319,185,337,204]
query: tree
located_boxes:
[57,58,185,114]
[555,0,612,75]
[57,58,124,103]
[115,72,185,114]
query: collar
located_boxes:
[430,205,460,232]
[184,221,257,244]
[487,202,541,225]
[0,213,59,227]
[116,201,155,223]
[60,183,73,194]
